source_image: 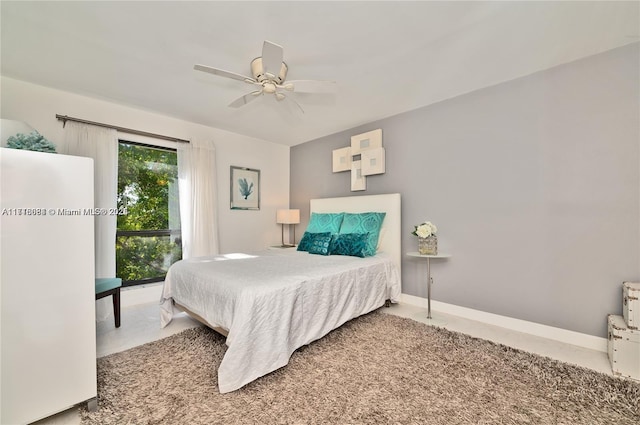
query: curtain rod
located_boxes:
[55,114,190,144]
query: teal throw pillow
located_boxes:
[306,212,344,234]
[297,231,331,252]
[339,212,386,257]
[306,233,332,256]
[329,233,369,258]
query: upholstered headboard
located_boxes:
[309,193,401,277]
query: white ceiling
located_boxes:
[1,1,638,146]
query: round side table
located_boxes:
[406,252,451,325]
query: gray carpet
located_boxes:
[81,311,639,424]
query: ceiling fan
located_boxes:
[194,40,336,113]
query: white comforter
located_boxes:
[160,250,400,393]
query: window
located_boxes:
[116,141,181,287]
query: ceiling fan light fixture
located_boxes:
[263,82,277,94]
[250,57,288,84]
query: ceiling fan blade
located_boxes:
[262,40,284,78]
[282,80,336,94]
[228,90,263,108]
[282,94,305,114]
[194,64,256,83]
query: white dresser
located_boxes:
[1,148,97,424]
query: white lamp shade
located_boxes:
[276,209,300,224]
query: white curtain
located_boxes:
[177,139,220,259]
[60,121,118,285]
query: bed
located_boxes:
[160,193,402,393]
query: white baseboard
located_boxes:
[400,293,607,353]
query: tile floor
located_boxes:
[34,301,612,424]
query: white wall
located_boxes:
[1,76,291,254]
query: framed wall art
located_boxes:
[332,128,385,192]
[230,166,260,210]
[361,147,386,176]
[332,146,352,172]
[350,129,382,155]
[350,160,366,191]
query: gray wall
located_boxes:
[291,44,640,338]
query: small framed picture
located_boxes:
[231,166,260,210]
[351,129,382,155]
[332,146,352,172]
[361,147,385,176]
[350,160,366,191]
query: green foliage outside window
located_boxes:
[116,142,182,284]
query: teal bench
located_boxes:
[95,278,122,328]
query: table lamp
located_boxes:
[276,209,300,247]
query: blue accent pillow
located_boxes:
[306,212,344,234]
[329,233,369,258]
[297,231,331,252]
[339,212,386,257]
[306,233,332,256]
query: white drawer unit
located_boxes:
[607,314,639,381]
[623,281,639,329]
